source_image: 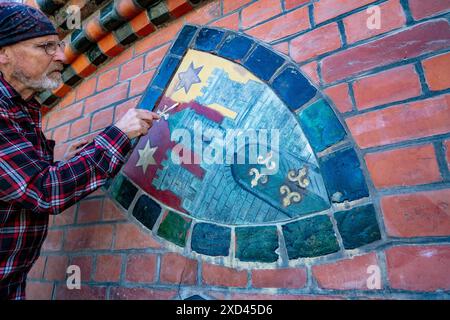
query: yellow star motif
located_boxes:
[136,140,157,174]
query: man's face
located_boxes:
[7,35,65,92]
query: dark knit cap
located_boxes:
[0,2,58,48]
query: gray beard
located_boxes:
[12,69,62,92]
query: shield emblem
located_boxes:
[120,25,380,260]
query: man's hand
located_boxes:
[115,109,160,139]
[63,139,89,161]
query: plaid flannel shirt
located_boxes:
[0,75,131,299]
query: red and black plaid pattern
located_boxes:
[0,75,131,299]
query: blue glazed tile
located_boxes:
[243,45,285,81]
[140,87,163,111]
[62,66,82,86]
[335,205,381,249]
[87,44,109,66]
[109,175,138,209]
[235,226,279,262]
[282,215,339,258]
[100,2,125,31]
[319,148,369,203]
[191,223,231,256]
[299,99,346,152]
[132,195,162,231]
[194,28,226,52]
[218,34,254,61]
[152,55,181,89]
[171,25,198,56]
[147,1,171,25]
[272,66,317,111]
[71,29,94,53]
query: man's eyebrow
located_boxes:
[34,40,58,45]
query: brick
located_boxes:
[290,23,341,62]
[52,123,70,144]
[167,0,193,18]
[42,230,63,252]
[114,223,162,250]
[64,225,113,251]
[76,199,104,224]
[323,83,353,113]
[202,263,248,287]
[272,42,289,55]
[53,142,69,162]
[55,285,106,300]
[85,83,129,114]
[70,255,93,283]
[409,0,450,20]
[58,90,76,109]
[353,64,422,110]
[54,205,77,226]
[69,116,91,139]
[135,20,183,56]
[241,0,282,29]
[46,102,83,129]
[44,255,69,281]
[312,253,380,290]
[184,1,221,25]
[210,13,239,30]
[75,77,96,101]
[102,198,126,221]
[321,20,450,83]
[27,256,46,280]
[119,56,144,81]
[103,47,133,70]
[386,245,450,291]
[251,268,307,289]
[144,44,170,71]
[110,287,176,300]
[130,70,155,97]
[346,95,450,149]
[223,0,252,14]
[344,0,406,44]
[230,293,344,300]
[97,68,119,91]
[125,254,157,283]
[422,52,450,91]
[160,253,197,285]
[26,282,53,300]
[115,96,140,120]
[246,6,310,42]
[381,189,450,237]
[314,0,377,24]
[365,144,442,188]
[299,61,320,85]
[285,0,309,10]
[94,254,122,282]
[91,107,114,132]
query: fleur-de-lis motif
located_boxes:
[280,185,302,207]
[257,151,276,171]
[249,168,269,188]
[288,166,309,189]
[156,102,179,121]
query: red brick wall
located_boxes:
[28,0,450,299]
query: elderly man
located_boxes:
[0,2,159,299]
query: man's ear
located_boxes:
[0,47,10,64]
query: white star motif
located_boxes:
[136,141,158,174]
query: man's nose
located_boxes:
[53,45,66,64]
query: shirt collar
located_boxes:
[0,71,41,109]
[0,71,20,100]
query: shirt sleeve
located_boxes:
[0,113,132,215]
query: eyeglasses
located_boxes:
[35,41,66,56]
